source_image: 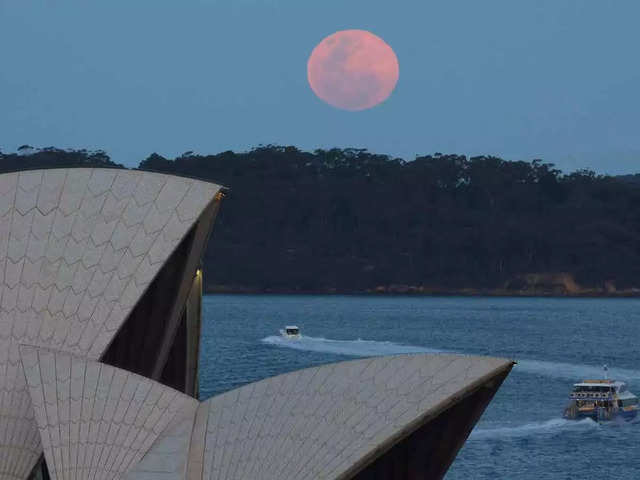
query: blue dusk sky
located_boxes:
[2,0,640,173]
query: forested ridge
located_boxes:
[3,145,640,295]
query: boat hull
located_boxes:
[564,408,638,422]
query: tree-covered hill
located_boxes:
[0,146,123,171]
[3,146,640,295]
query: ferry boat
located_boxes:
[280,326,301,339]
[563,373,639,422]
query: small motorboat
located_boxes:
[280,325,301,339]
[563,366,639,422]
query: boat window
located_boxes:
[573,385,617,394]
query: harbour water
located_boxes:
[199,295,640,478]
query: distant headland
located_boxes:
[3,145,640,297]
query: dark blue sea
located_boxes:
[199,295,640,479]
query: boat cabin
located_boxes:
[285,326,300,336]
[569,379,624,400]
[564,376,639,421]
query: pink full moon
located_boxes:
[307,30,399,111]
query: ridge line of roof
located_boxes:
[337,358,515,480]
[0,166,229,191]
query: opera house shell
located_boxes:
[0,168,514,480]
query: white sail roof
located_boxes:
[188,354,512,480]
[20,345,198,480]
[0,169,221,479]
[19,350,512,480]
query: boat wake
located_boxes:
[261,335,640,382]
[469,418,597,441]
[260,335,443,357]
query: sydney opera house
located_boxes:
[0,168,513,480]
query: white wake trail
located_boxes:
[262,335,640,382]
[469,418,597,441]
[261,335,443,357]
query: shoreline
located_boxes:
[204,286,640,298]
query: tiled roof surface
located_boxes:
[20,346,198,480]
[18,349,511,480]
[123,404,198,480]
[191,354,511,480]
[0,169,221,479]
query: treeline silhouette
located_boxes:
[0,146,123,171]
[3,145,640,294]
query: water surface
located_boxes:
[199,295,640,478]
